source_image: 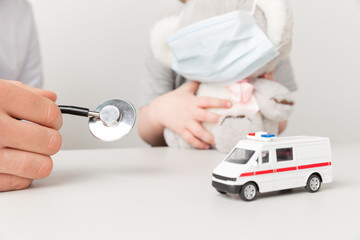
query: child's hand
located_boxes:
[150,81,232,149]
[0,80,63,192]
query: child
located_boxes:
[138,0,297,149]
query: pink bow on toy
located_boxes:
[226,79,259,114]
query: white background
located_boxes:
[28,0,360,149]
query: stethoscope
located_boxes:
[59,99,136,142]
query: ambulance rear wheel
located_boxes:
[306,174,321,193]
[240,182,258,201]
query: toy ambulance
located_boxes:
[212,132,332,201]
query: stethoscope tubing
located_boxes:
[58,105,100,118]
[58,105,89,117]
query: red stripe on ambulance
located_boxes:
[255,170,274,175]
[277,167,297,173]
[240,162,331,177]
[240,172,255,177]
[298,162,330,170]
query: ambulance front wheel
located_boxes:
[306,174,322,193]
[240,182,258,201]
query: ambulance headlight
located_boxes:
[213,174,236,182]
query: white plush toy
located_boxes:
[150,0,295,152]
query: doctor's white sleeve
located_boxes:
[17,1,43,89]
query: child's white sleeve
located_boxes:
[139,47,176,107]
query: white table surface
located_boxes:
[0,143,359,240]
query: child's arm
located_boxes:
[279,121,287,134]
[138,81,232,149]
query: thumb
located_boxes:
[9,81,57,102]
[182,81,200,93]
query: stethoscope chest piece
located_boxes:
[88,99,136,142]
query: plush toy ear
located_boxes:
[150,16,180,67]
[256,0,292,48]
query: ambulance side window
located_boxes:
[261,151,270,164]
[276,148,293,162]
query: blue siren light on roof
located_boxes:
[261,134,276,138]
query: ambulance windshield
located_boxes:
[225,148,255,164]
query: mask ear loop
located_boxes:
[251,0,257,15]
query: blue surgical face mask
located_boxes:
[167,9,279,85]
